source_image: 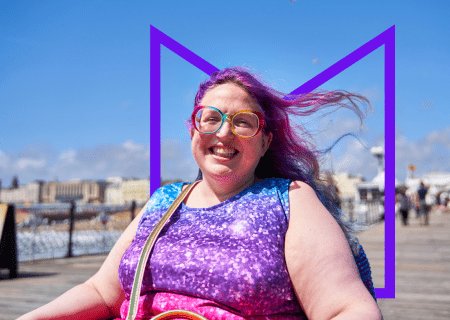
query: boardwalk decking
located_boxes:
[359,210,450,320]
[0,254,106,319]
[1,210,450,319]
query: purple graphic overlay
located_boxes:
[150,25,395,299]
[384,25,395,300]
[150,26,219,196]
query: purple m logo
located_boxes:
[150,25,395,299]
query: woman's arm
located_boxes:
[285,181,382,320]
[17,200,151,320]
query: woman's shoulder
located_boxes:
[259,177,292,192]
[136,182,189,227]
[252,178,292,220]
[146,182,188,209]
[288,180,316,195]
[259,178,318,200]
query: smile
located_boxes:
[209,146,239,159]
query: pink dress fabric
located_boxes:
[117,292,305,320]
[116,179,309,319]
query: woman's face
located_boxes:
[191,83,272,183]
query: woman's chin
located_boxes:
[206,166,235,178]
[200,162,239,179]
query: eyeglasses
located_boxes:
[191,106,264,138]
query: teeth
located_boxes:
[212,146,237,158]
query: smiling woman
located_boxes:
[189,83,273,198]
[18,67,381,320]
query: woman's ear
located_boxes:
[185,119,194,139]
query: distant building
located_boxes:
[405,171,450,204]
[105,177,150,205]
[328,172,365,199]
[122,178,150,204]
[0,181,44,204]
[105,177,123,205]
[406,171,450,190]
[41,180,107,204]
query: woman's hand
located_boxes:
[285,181,382,320]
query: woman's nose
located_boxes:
[216,120,235,138]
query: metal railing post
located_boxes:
[67,200,75,258]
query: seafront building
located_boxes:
[0,181,44,204]
[105,177,150,205]
[0,180,107,204]
[330,172,365,199]
[41,180,107,204]
[0,177,155,205]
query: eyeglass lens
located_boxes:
[195,108,260,137]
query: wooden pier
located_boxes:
[1,210,450,319]
[359,210,450,320]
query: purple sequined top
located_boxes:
[118,178,307,319]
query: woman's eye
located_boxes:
[205,117,220,123]
[234,118,254,128]
[236,119,249,126]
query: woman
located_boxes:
[18,67,382,320]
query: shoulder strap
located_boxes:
[126,181,200,320]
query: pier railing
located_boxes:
[340,197,385,225]
[14,197,383,262]
[15,202,144,262]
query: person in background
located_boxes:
[396,188,411,226]
[417,181,430,226]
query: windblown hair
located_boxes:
[192,67,371,250]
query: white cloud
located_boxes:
[161,139,198,181]
[2,127,450,187]
[0,139,198,186]
[0,141,151,185]
[123,140,144,151]
[323,127,450,183]
[424,127,450,148]
[0,149,10,169]
[360,85,381,103]
[299,106,369,152]
[95,161,107,171]
[59,149,78,164]
[324,138,379,181]
[16,158,47,170]
[395,128,450,180]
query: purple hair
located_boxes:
[194,67,368,180]
[192,67,372,245]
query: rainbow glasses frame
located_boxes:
[191,106,265,138]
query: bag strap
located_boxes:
[126,181,200,320]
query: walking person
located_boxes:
[396,189,411,226]
[417,182,430,226]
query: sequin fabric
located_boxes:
[118,178,307,319]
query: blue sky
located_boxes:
[1,0,449,186]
